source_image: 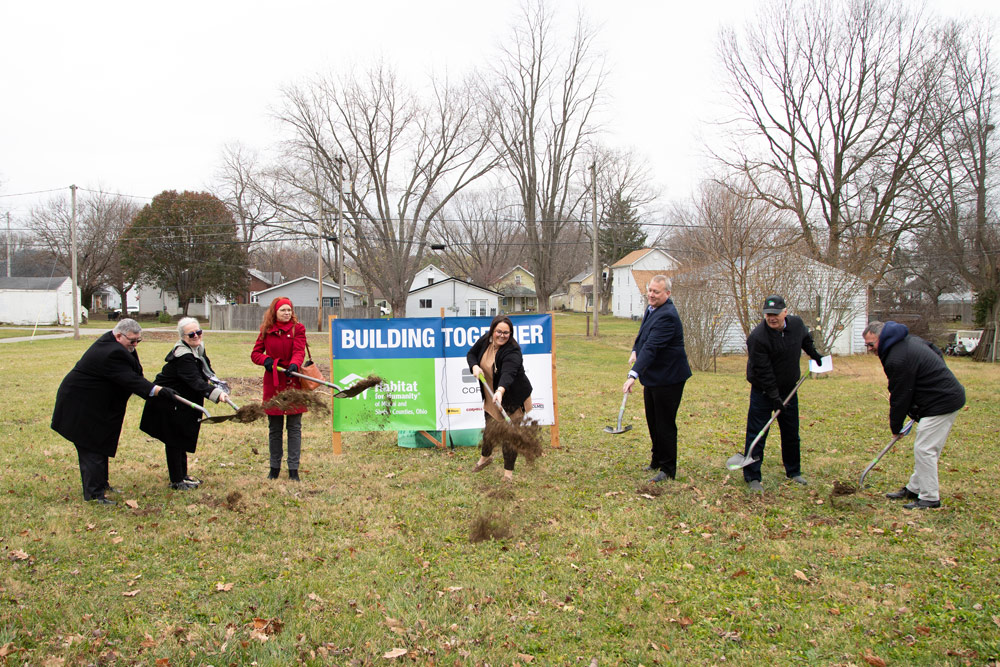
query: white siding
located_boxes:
[406,280,499,317]
[0,278,82,325]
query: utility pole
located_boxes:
[5,212,10,278]
[335,156,345,319]
[69,185,80,340]
[590,161,600,337]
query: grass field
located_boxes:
[1,313,998,665]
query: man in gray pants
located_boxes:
[863,321,965,509]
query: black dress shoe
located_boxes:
[267,468,280,479]
[903,499,941,510]
[88,497,116,506]
[169,481,197,490]
[182,476,202,487]
[642,465,654,472]
[648,471,671,483]
[104,485,122,494]
[886,486,919,500]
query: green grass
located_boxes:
[1,312,998,665]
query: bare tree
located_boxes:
[31,190,138,309]
[717,0,951,281]
[670,277,731,371]
[486,1,606,308]
[275,64,499,316]
[909,21,999,325]
[431,188,523,285]
[214,143,285,255]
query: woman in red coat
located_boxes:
[251,297,308,480]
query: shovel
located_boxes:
[858,419,914,488]
[477,373,512,424]
[200,399,247,424]
[604,393,633,434]
[277,366,353,398]
[725,373,810,471]
[170,393,212,422]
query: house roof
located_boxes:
[568,269,592,283]
[495,264,534,282]
[611,248,654,268]
[248,269,282,285]
[0,277,70,291]
[497,285,536,297]
[629,270,679,297]
[252,275,362,298]
[408,277,501,296]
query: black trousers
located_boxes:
[643,381,686,478]
[743,386,801,482]
[76,446,110,500]
[165,446,188,484]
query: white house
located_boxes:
[0,277,86,325]
[134,284,228,319]
[610,248,680,319]
[251,276,363,309]
[409,265,450,291]
[406,277,501,317]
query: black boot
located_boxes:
[268,467,280,479]
[288,469,300,481]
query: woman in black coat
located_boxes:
[466,315,533,483]
[52,319,176,505]
[140,317,230,490]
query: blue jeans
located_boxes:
[743,386,800,482]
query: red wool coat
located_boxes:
[251,321,308,416]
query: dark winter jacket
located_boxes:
[630,298,692,387]
[51,331,156,456]
[467,333,533,415]
[746,315,823,399]
[139,341,224,452]
[877,321,966,434]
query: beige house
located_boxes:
[492,265,538,313]
[550,269,606,312]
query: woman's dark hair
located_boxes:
[488,315,515,344]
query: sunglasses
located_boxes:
[121,335,142,344]
[865,342,876,349]
[185,329,204,339]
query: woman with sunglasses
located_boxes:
[467,315,533,483]
[251,297,308,481]
[140,317,231,490]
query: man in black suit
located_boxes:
[623,275,692,482]
[51,319,176,505]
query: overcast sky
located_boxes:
[1,0,996,223]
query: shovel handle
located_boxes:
[744,373,810,462]
[477,373,512,423]
[171,393,212,420]
[277,366,344,395]
[616,393,629,430]
[858,419,914,488]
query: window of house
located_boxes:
[427,278,434,285]
[190,296,204,304]
[469,299,487,316]
[515,274,521,285]
[420,299,432,308]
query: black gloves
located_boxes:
[157,386,177,401]
[768,392,784,412]
[284,363,299,376]
[263,357,274,371]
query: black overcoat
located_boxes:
[51,331,155,456]
[466,333,533,414]
[139,343,222,452]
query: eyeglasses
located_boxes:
[185,329,204,339]
[494,330,511,337]
[865,342,876,349]
[121,335,142,344]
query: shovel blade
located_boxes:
[603,425,632,434]
[726,453,756,470]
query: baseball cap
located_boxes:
[762,295,786,314]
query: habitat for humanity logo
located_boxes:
[338,373,372,400]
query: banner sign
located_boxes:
[330,314,554,432]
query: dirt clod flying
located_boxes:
[338,374,383,398]
[481,416,543,463]
[263,390,331,414]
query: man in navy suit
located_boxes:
[623,275,692,482]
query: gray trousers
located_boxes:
[268,413,302,470]
[906,411,959,502]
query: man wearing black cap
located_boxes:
[742,295,823,493]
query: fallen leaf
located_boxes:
[155,658,169,666]
[125,500,139,509]
[383,648,407,659]
[385,472,396,479]
[308,593,324,602]
[730,569,748,579]
[828,608,841,616]
[992,615,1000,629]
[862,650,886,667]
[112,537,124,545]
[11,549,29,561]
[516,653,535,663]
[123,590,140,597]
[793,570,809,582]
[215,583,234,592]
